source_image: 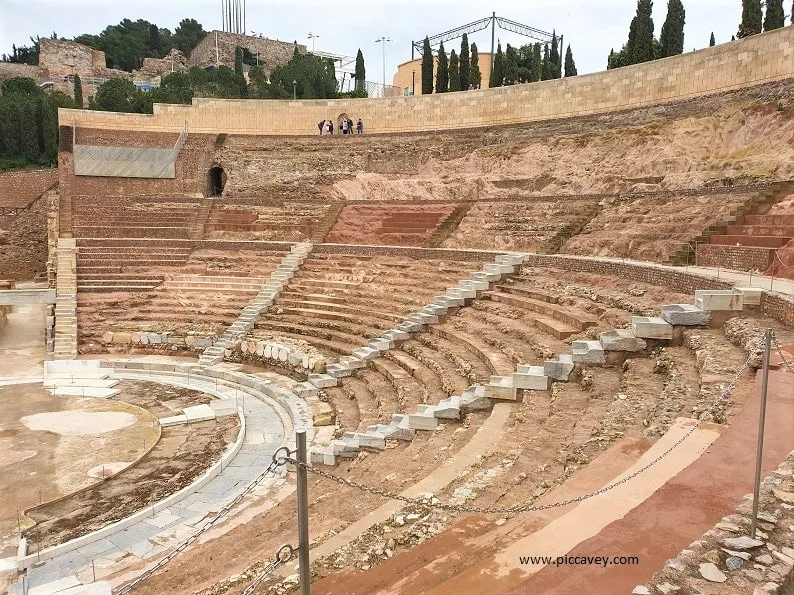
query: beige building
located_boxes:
[393,53,494,95]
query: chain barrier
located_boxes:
[113,447,293,594]
[771,333,794,374]
[241,544,297,595]
[286,336,764,516]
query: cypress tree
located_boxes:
[626,0,655,64]
[470,43,482,89]
[541,44,551,80]
[421,37,433,94]
[490,43,504,87]
[234,46,243,76]
[659,0,685,57]
[764,0,785,30]
[73,73,83,107]
[449,49,461,91]
[503,44,519,85]
[738,0,763,36]
[709,32,716,46]
[532,43,542,81]
[549,32,561,78]
[459,33,470,90]
[564,45,577,77]
[354,49,365,92]
[436,42,449,93]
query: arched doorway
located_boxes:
[337,113,352,134]
[207,166,226,197]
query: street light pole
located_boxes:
[308,32,319,53]
[375,36,392,90]
[412,69,415,95]
[293,79,297,100]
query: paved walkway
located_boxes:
[512,367,794,594]
[10,371,290,594]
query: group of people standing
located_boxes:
[318,118,363,135]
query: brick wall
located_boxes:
[188,31,306,72]
[59,27,794,135]
[697,244,775,271]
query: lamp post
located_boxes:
[375,36,392,92]
[412,69,415,95]
[293,80,297,99]
[308,32,320,53]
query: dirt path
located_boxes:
[512,368,794,594]
[0,302,46,378]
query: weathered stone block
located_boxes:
[352,346,380,360]
[599,328,647,351]
[433,396,461,419]
[631,316,673,340]
[460,386,492,411]
[694,290,744,311]
[357,433,386,450]
[544,354,574,381]
[406,413,439,430]
[484,376,518,400]
[735,287,764,306]
[660,304,711,326]
[572,340,606,364]
[512,365,549,390]
[308,373,337,388]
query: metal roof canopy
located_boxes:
[411,13,560,74]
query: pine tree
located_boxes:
[532,43,542,81]
[764,0,785,30]
[421,37,433,95]
[449,49,461,91]
[564,45,577,77]
[436,42,449,93]
[738,0,763,36]
[354,49,365,92]
[626,0,655,64]
[659,0,685,57]
[710,32,716,46]
[459,33,470,90]
[73,73,83,108]
[541,44,551,80]
[490,42,504,87]
[549,32,561,78]
[470,43,482,89]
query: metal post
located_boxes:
[412,69,415,95]
[750,328,772,539]
[296,431,310,595]
[490,12,496,77]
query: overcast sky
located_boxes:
[0,1,752,84]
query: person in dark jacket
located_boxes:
[356,119,363,134]
[318,119,326,135]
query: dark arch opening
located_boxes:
[207,166,226,197]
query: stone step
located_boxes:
[694,289,744,311]
[308,373,338,388]
[43,378,119,389]
[459,385,492,411]
[544,354,574,381]
[484,376,518,401]
[512,365,549,390]
[660,304,711,326]
[599,328,647,351]
[572,340,606,365]
[51,386,120,398]
[631,316,673,340]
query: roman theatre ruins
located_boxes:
[0,25,793,595]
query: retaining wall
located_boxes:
[57,27,794,135]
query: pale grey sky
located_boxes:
[0,0,754,84]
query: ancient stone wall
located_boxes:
[188,31,306,72]
[139,50,187,77]
[59,27,794,135]
[0,62,47,84]
[39,38,98,79]
[697,244,775,272]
